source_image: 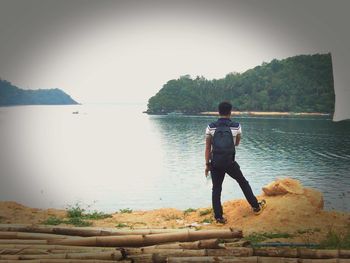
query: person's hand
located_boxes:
[205,163,211,177]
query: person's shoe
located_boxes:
[215,217,227,224]
[253,200,267,215]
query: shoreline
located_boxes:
[0,178,348,244]
[199,111,331,117]
[144,111,332,117]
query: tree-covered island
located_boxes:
[0,79,78,106]
[146,53,334,114]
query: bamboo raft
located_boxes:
[0,224,349,262]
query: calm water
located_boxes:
[0,104,349,212]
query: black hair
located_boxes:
[218,101,232,116]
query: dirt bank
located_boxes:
[0,178,348,243]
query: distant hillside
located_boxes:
[147,53,334,114]
[0,79,78,106]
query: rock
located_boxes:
[262,177,304,196]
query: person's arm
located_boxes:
[235,133,241,146]
[205,136,212,176]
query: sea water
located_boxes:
[0,104,349,212]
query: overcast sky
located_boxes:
[0,0,349,120]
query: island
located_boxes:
[146,53,335,115]
[0,79,78,106]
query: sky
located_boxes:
[0,0,350,120]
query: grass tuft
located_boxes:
[319,226,350,249]
[42,203,111,227]
[244,232,293,243]
[199,208,212,216]
[119,208,133,214]
[184,208,197,215]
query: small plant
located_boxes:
[83,211,112,220]
[65,217,92,227]
[244,232,293,243]
[115,223,129,228]
[184,208,197,215]
[199,209,212,216]
[201,218,213,224]
[119,208,133,214]
[43,202,112,227]
[66,203,85,218]
[163,214,182,221]
[42,216,64,225]
[319,226,350,249]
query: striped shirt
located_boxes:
[205,118,242,145]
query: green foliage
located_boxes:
[244,232,293,243]
[163,214,182,221]
[184,208,197,215]
[0,79,78,106]
[42,216,92,227]
[147,54,334,114]
[119,208,133,214]
[83,211,112,220]
[199,208,212,216]
[201,218,213,224]
[42,203,111,227]
[115,223,129,228]
[319,226,350,249]
[42,216,64,225]
[66,203,85,218]
[65,217,92,227]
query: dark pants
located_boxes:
[211,161,259,219]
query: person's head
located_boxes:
[218,101,232,116]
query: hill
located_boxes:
[147,53,334,114]
[0,79,78,106]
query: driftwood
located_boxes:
[52,229,242,247]
[0,224,181,237]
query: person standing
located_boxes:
[205,101,266,224]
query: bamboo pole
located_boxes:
[340,250,350,258]
[253,247,298,258]
[0,240,48,244]
[166,256,350,263]
[0,250,124,260]
[0,244,118,250]
[0,224,181,236]
[298,248,339,259]
[167,256,259,263]
[0,247,118,255]
[141,239,220,250]
[0,260,131,263]
[52,229,242,247]
[0,232,72,240]
[207,248,254,257]
[127,253,154,263]
[224,240,251,248]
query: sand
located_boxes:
[0,178,349,243]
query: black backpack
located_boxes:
[211,122,235,169]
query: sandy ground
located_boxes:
[0,178,349,243]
